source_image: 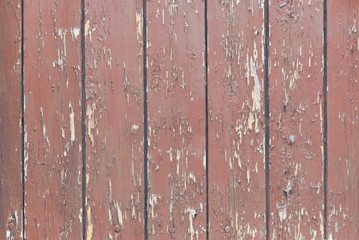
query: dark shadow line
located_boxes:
[205,0,209,239]
[323,0,328,238]
[21,0,25,238]
[81,0,87,239]
[143,0,148,239]
[264,0,270,239]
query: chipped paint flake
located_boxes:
[185,207,197,240]
[87,207,93,240]
[115,202,124,228]
[86,103,97,146]
[40,107,50,146]
[69,102,75,143]
[85,20,90,37]
[135,11,143,40]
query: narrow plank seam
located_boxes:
[323,0,328,238]
[264,0,270,239]
[143,0,149,239]
[21,0,25,238]
[81,0,87,238]
[204,0,209,239]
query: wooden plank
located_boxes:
[327,0,359,238]
[269,0,324,238]
[24,1,83,238]
[84,0,144,239]
[0,1,23,239]
[146,1,206,239]
[208,1,266,238]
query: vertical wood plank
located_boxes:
[146,1,206,239]
[327,0,359,238]
[24,1,83,238]
[0,1,23,239]
[269,0,324,238]
[208,1,266,239]
[84,0,144,239]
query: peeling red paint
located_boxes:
[328,0,359,238]
[269,0,324,238]
[24,1,83,238]
[84,0,144,239]
[146,1,206,239]
[208,0,266,239]
[1,1,359,239]
[0,1,22,239]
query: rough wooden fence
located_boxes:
[1,0,358,239]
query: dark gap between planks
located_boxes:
[264,0,270,239]
[81,0,87,238]
[21,0,25,238]
[204,0,209,239]
[323,0,328,238]
[143,0,149,239]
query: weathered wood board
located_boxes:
[146,0,206,239]
[84,0,145,239]
[1,0,359,239]
[327,0,359,238]
[0,1,23,239]
[208,0,266,239]
[268,0,324,238]
[24,1,83,238]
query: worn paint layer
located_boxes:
[208,0,266,239]
[0,1,23,239]
[1,1,359,239]
[147,0,206,239]
[85,0,144,239]
[328,0,359,238]
[269,0,324,239]
[24,0,83,238]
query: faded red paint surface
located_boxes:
[208,1,266,239]
[84,0,144,239]
[146,1,206,239]
[0,1,22,239]
[2,1,359,239]
[269,0,324,238]
[24,1,82,238]
[328,0,359,238]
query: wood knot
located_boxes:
[113,225,121,233]
[168,226,176,234]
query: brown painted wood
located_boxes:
[208,1,266,239]
[84,0,144,239]
[0,1,23,239]
[327,0,359,238]
[269,0,324,238]
[24,1,83,238]
[2,1,359,239]
[146,1,206,239]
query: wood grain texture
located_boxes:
[208,1,266,239]
[269,0,324,238]
[24,1,83,238]
[0,1,23,239]
[84,0,144,239]
[327,0,359,238]
[146,1,206,239]
[2,1,359,239]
